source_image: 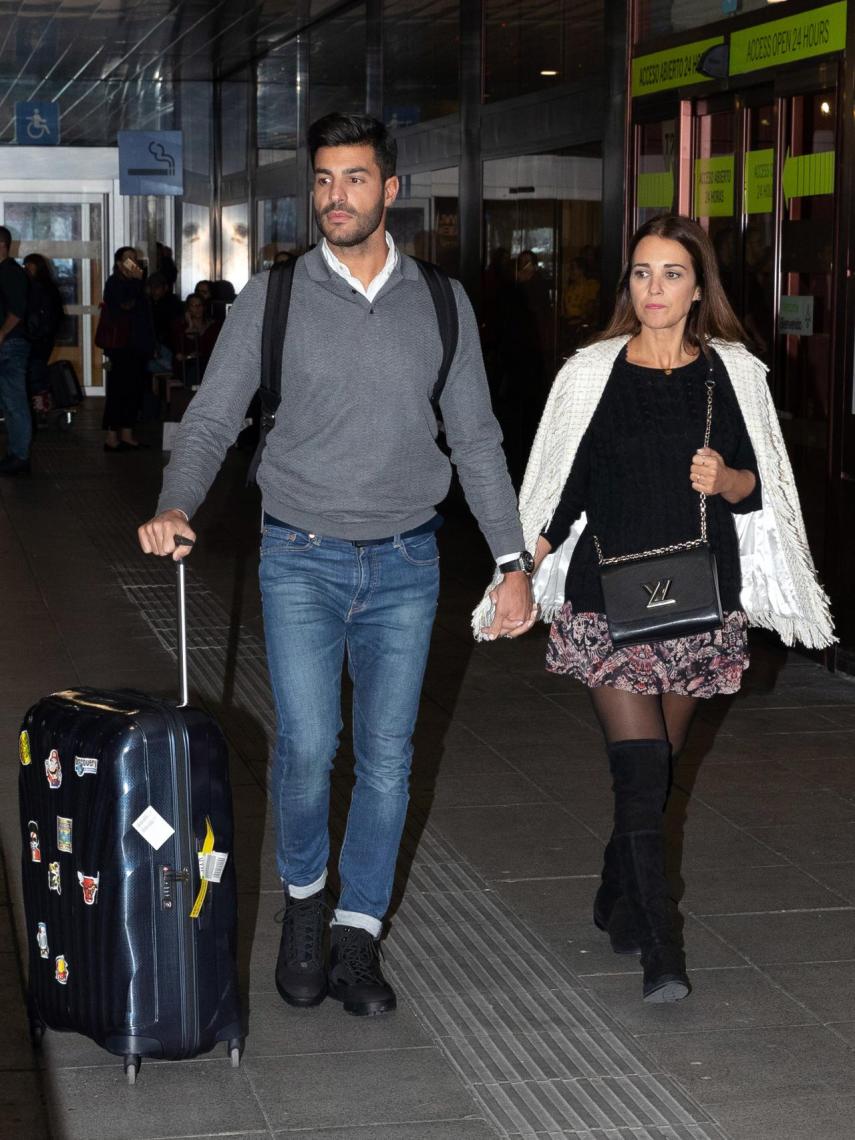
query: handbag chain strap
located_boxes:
[593,366,715,567]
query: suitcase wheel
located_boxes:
[228,1038,242,1068]
[124,1054,141,1085]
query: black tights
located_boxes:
[589,687,697,757]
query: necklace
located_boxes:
[663,368,673,376]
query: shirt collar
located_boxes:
[321,231,397,291]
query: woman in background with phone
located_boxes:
[100,247,155,452]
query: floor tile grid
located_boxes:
[49,482,732,1140]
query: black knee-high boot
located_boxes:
[607,739,690,1003]
[593,833,641,955]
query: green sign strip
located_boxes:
[745,149,775,215]
[694,155,735,218]
[632,37,724,97]
[782,149,835,204]
[637,170,675,209]
[730,1,847,76]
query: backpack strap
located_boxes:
[248,258,297,483]
[412,257,459,419]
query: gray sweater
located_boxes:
[157,245,524,556]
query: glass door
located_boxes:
[0,192,108,393]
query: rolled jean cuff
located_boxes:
[284,869,327,899]
[332,909,382,938]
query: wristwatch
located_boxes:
[498,551,534,575]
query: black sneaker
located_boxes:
[327,925,396,1016]
[0,455,31,476]
[275,889,329,1007]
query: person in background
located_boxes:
[0,225,32,475]
[172,293,220,385]
[101,246,155,452]
[22,253,64,416]
[147,271,184,374]
[194,280,214,320]
[273,249,295,265]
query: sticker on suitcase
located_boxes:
[198,850,229,884]
[19,730,31,766]
[57,817,73,854]
[132,806,175,851]
[28,820,41,863]
[44,748,62,789]
[55,955,69,985]
[37,922,48,959]
[77,871,99,906]
[48,862,61,894]
[74,756,98,777]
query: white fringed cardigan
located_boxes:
[472,335,835,649]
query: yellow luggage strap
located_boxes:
[189,816,215,919]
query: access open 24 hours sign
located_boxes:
[118,131,183,196]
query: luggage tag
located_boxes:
[189,817,229,919]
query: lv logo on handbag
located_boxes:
[643,579,676,608]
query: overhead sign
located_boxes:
[745,149,775,214]
[637,170,674,210]
[118,131,183,196]
[632,37,724,97]
[782,148,835,205]
[730,1,847,76]
[15,101,59,145]
[694,155,734,218]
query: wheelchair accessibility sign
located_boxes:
[118,131,183,196]
[15,102,59,145]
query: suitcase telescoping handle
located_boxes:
[174,535,195,708]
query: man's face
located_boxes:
[312,143,398,249]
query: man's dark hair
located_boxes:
[0,226,11,249]
[307,112,397,181]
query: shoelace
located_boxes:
[337,928,385,985]
[276,895,328,966]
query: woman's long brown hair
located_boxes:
[595,214,746,351]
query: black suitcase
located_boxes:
[19,556,243,1083]
[46,359,84,409]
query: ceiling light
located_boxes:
[820,100,831,115]
[540,69,559,77]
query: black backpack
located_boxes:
[248,254,459,481]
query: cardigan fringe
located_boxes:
[472,335,835,649]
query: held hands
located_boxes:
[138,509,196,561]
[481,572,538,641]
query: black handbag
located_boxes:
[594,368,723,648]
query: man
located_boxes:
[0,225,32,475]
[138,112,534,1016]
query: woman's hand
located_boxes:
[690,447,756,504]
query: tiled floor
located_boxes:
[2,405,855,1139]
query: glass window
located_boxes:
[257,198,298,268]
[386,168,460,275]
[220,78,249,177]
[382,0,459,127]
[484,0,605,103]
[180,204,212,301]
[636,0,772,40]
[222,203,250,292]
[482,145,603,480]
[692,107,737,305]
[182,82,213,176]
[636,119,676,227]
[309,6,366,125]
[257,42,300,166]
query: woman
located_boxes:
[171,293,220,386]
[100,247,155,451]
[22,253,64,411]
[474,214,834,1003]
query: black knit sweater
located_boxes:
[542,347,762,612]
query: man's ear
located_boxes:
[384,176,400,206]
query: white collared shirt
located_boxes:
[321,231,398,303]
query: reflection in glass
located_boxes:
[485,0,604,103]
[636,0,771,40]
[382,0,459,126]
[482,146,603,480]
[742,106,776,365]
[222,203,250,293]
[221,78,249,177]
[181,204,212,300]
[636,119,676,227]
[257,42,300,166]
[387,168,459,275]
[309,6,366,125]
[257,198,298,267]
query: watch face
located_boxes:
[522,550,534,573]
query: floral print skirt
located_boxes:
[546,605,749,699]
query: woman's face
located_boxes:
[187,297,204,320]
[24,260,37,279]
[628,235,701,333]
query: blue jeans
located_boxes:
[0,337,32,459]
[259,521,440,936]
